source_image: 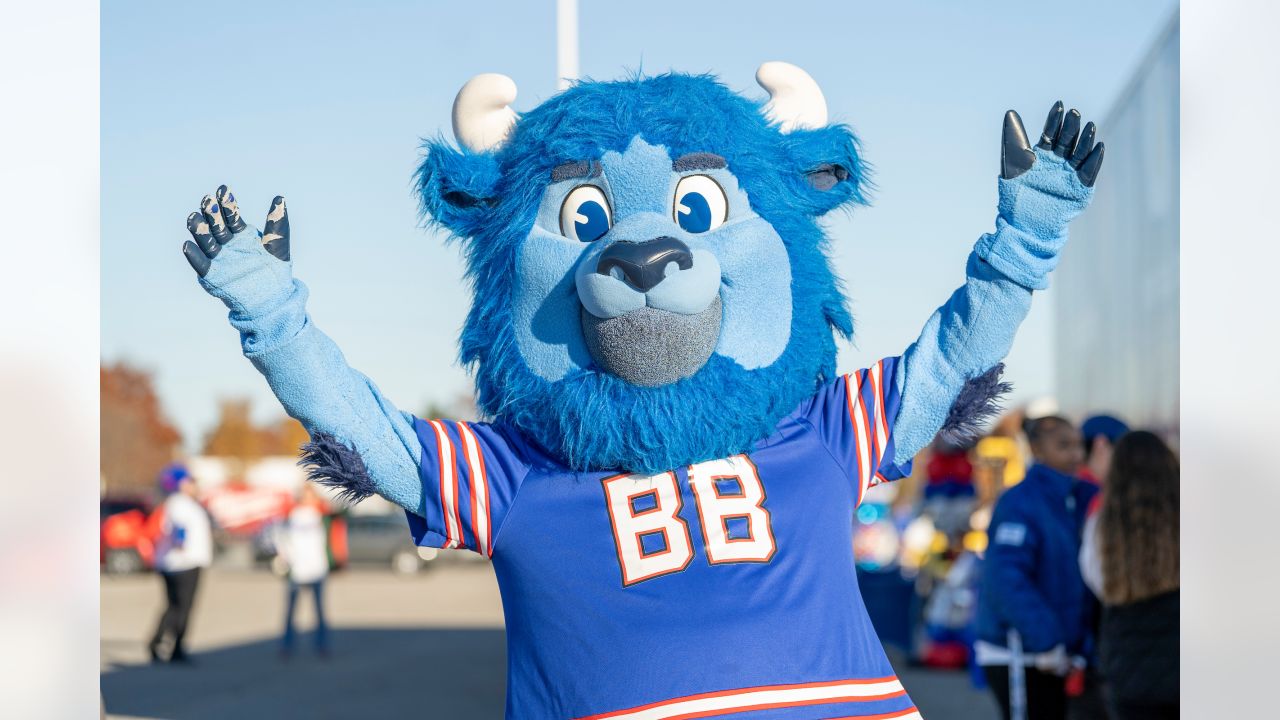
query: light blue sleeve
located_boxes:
[196,227,425,514]
[890,148,1094,460]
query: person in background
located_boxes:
[276,483,331,658]
[1078,431,1179,719]
[976,416,1096,720]
[148,463,212,664]
[1069,413,1129,719]
[1078,414,1129,486]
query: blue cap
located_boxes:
[1081,414,1129,444]
[158,463,190,494]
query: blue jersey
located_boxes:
[406,358,920,719]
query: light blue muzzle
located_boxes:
[574,213,724,386]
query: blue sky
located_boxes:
[102,0,1178,451]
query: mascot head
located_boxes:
[418,64,869,473]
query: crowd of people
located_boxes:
[882,410,1179,720]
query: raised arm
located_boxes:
[181,186,425,513]
[891,103,1105,459]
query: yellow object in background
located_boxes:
[974,436,1025,487]
[963,530,988,555]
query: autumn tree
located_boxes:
[204,399,312,464]
[100,362,182,495]
[202,398,262,465]
[258,416,311,457]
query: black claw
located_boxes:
[1077,142,1105,187]
[186,211,220,257]
[261,196,291,262]
[1070,122,1096,169]
[183,240,211,277]
[215,184,248,233]
[1037,101,1065,150]
[1001,110,1036,180]
[1054,109,1081,158]
[202,194,232,243]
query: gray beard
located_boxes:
[580,297,722,387]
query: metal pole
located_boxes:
[1008,629,1026,720]
[556,0,579,90]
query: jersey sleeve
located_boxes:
[803,356,912,506]
[403,418,530,557]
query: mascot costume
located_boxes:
[181,63,1103,719]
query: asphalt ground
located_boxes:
[101,560,998,719]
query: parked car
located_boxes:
[345,513,437,574]
[100,495,155,574]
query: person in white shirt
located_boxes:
[276,483,331,657]
[148,464,212,664]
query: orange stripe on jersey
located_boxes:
[451,434,463,548]
[822,707,922,720]
[845,371,872,505]
[457,422,492,557]
[865,367,880,463]
[844,371,875,502]
[857,376,877,503]
[868,360,889,488]
[574,676,907,720]
[428,420,462,549]
[663,692,908,720]
[853,370,879,504]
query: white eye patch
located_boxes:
[559,185,612,243]
[673,174,728,234]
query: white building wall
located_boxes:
[1054,13,1179,438]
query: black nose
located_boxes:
[595,237,694,293]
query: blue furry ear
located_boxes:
[782,125,870,217]
[416,140,502,239]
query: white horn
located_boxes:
[756,61,828,132]
[452,73,518,152]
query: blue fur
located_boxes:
[598,137,672,215]
[415,143,503,240]
[418,73,868,473]
[514,226,597,380]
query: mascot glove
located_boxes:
[182,188,306,357]
[974,147,1094,291]
[198,226,298,322]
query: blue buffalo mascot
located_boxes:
[181,63,1103,719]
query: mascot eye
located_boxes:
[559,185,613,243]
[673,175,728,234]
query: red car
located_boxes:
[100,496,159,574]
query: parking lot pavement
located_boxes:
[102,560,997,719]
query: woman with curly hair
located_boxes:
[1079,430,1179,719]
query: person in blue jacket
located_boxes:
[977,415,1098,720]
